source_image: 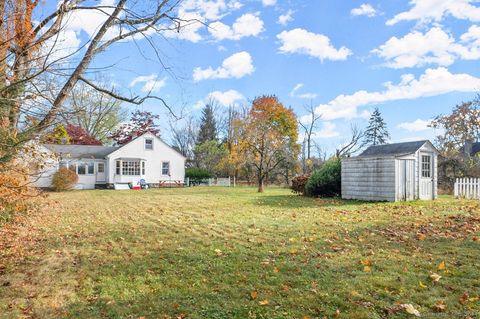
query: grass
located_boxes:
[0,187,479,319]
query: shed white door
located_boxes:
[398,160,415,201]
[419,153,433,200]
[96,162,106,182]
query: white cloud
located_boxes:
[180,0,243,21]
[313,122,339,138]
[351,4,378,17]
[312,67,480,120]
[164,0,243,43]
[129,74,166,93]
[262,0,277,7]
[387,0,480,25]
[209,13,264,41]
[290,83,318,99]
[208,90,245,106]
[193,51,254,81]
[373,26,480,68]
[397,119,432,132]
[372,27,459,68]
[194,89,245,108]
[277,28,352,62]
[277,10,294,25]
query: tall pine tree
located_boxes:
[364,107,390,146]
[197,103,217,144]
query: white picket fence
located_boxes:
[454,178,480,199]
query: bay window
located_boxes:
[122,161,140,175]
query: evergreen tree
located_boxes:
[197,103,217,144]
[364,107,390,146]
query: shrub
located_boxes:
[51,168,78,191]
[305,158,341,197]
[291,175,310,195]
[185,167,213,182]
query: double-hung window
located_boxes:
[145,138,153,150]
[77,162,86,175]
[116,161,121,175]
[162,162,170,175]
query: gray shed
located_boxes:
[342,140,439,201]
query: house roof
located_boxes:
[358,140,431,157]
[43,144,119,159]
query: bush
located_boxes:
[185,167,213,182]
[51,168,78,191]
[291,175,310,195]
[305,158,341,197]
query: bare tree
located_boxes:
[336,124,366,158]
[170,115,198,161]
[298,102,321,160]
[1,0,188,164]
[60,80,126,143]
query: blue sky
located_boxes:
[43,0,480,153]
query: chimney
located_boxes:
[464,139,473,157]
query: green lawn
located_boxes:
[1,187,479,318]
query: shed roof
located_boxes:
[358,140,430,157]
[43,144,119,159]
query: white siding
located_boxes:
[106,132,185,184]
[342,157,396,201]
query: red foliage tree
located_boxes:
[65,124,102,145]
[110,110,160,145]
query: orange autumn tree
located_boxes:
[243,95,300,192]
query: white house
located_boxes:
[342,140,439,201]
[34,132,186,189]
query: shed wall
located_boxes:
[342,157,396,201]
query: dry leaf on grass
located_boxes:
[434,300,446,312]
[430,272,442,283]
[401,304,421,317]
[437,261,446,270]
[250,290,257,300]
[259,299,269,305]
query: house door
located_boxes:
[96,162,106,183]
[398,160,415,201]
[419,154,434,200]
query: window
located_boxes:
[97,163,105,173]
[122,161,141,176]
[87,162,95,174]
[162,162,170,175]
[421,155,431,178]
[145,138,153,150]
[77,163,86,175]
[141,161,145,175]
[116,161,121,175]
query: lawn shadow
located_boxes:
[254,193,372,209]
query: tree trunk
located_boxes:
[257,177,264,193]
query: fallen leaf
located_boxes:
[259,299,269,305]
[437,261,446,270]
[416,233,427,241]
[363,265,371,272]
[419,281,427,289]
[401,304,420,317]
[459,291,469,305]
[434,300,446,312]
[250,291,257,300]
[430,273,442,283]
[214,249,223,256]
